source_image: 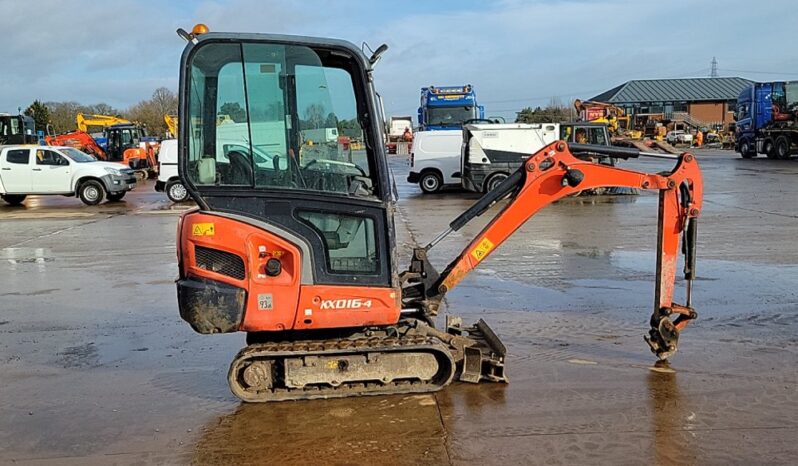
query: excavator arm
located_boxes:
[76,113,133,133]
[164,114,178,137]
[401,141,703,360]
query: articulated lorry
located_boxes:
[418,85,484,131]
[735,80,798,159]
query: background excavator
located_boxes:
[175,26,703,402]
[46,114,158,178]
[574,99,641,138]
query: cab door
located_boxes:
[31,149,72,193]
[0,148,33,193]
[181,37,395,289]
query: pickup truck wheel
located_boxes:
[484,173,509,193]
[419,172,442,194]
[166,180,189,203]
[79,180,105,205]
[1,194,26,206]
[739,139,756,158]
[106,192,126,202]
[775,136,791,160]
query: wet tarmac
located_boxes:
[1,150,797,465]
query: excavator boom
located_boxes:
[76,113,132,133]
[402,141,702,360]
[164,114,178,137]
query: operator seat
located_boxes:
[227,151,253,185]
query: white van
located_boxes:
[154,139,190,202]
[406,130,463,193]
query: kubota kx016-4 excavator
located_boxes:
[174,26,703,402]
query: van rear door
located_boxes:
[0,148,33,193]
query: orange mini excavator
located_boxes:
[174,26,703,402]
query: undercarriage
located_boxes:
[228,318,507,402]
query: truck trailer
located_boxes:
[386,115,412,154]
[735,81,798,159]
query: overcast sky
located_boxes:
[2,0,797,120]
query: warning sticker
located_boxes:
[258,293,273,311]
[470,237,494,262]
[192,223,215,236]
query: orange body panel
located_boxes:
[179,211,400,333]
[123,144,158,169]
[293,286,399,330]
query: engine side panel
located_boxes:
[293,285,400,330]
[179,211,302,332]
[179,211,400,333]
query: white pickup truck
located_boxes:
[0,145,137,206]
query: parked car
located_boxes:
[406,130,463,193]
[0,145,136,206]
[154,139,190,202]
[666,130,693,145]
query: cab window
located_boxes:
[587,127,607,145]
[187,42,373,197]
[5,149,29,164]
[36,149,65,165]
[297,210,377,274]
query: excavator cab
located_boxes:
[0,114,37,145]
[105,125,141,160]
[177,32,400,333]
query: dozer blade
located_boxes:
[419,316,508,384]
[449,317,508,384]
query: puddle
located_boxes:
[567,358,598,365]
[2,248,55,264]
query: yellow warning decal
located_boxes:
[470,237,494,262]
[192,223,215,236]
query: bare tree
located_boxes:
[126,88,179,137]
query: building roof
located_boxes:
[590,77,753,104]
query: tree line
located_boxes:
[23,89,576,136]
[23,87,178,138]
[514,97,575,124]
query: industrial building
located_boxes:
[591,77,753,128]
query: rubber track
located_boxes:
[227,334,456,402]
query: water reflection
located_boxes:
[647,361,695,465]
[436,382,507,418]
[193,394,448,465]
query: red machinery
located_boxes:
[45,131,106,159]
[47,126,158,178]
[174,27,703,402]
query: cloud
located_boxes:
[1,0,797,120]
